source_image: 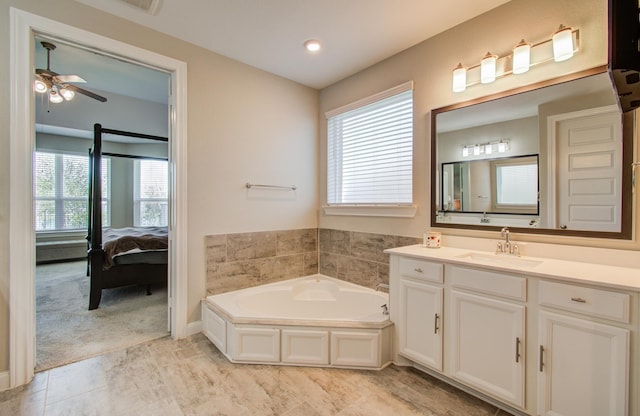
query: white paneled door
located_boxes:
[554,107,622,232]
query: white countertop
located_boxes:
[385,245,640,291]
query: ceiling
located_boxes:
[67,0,512,93]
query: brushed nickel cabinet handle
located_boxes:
[515,337,521,363]
[414,268,423,273]
[539,345,545,372]
[571,297,587,303]
[434,313,440,334]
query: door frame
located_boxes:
[9,7,189,388]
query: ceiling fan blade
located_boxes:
[36,68,58,78]
[65,84,108,103]
[55,74,86,83]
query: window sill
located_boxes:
[322,205,417,218]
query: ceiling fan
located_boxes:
[34,41,107,103]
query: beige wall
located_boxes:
[318,0,640,249]
[0,0,319,374]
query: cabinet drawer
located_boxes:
[399,257,443,283]
[448,265,526,301]
[538,280,630,323]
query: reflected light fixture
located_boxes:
[512,39,531,74]
[304,39,322,52]
[552,25,574,62]
[480,52,497,84]
[452,24,578,92]
[462,139,510,157]
[452,63,467,92]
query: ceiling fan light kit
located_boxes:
[33,41,107,103]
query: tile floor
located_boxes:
[0,334,513,415]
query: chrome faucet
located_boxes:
[496,227,520,256]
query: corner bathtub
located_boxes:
[202,274,393,370]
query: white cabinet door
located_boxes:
[450,290,525,407]
[537,311,629,416]
[398,278,443,371]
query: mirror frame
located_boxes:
[430,66,633,239]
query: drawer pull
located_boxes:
[515,337,521,363]
[539,345,545,372]
[434,313,440,334]
[570,297,587,303]
[414,267,423,273]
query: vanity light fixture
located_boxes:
[480,52,497,84]
[452,63,467,92]
[452,25,578,92]
[462,139,510,157]
[552,25,574,62]
[512,39,531,74]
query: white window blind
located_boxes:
[327,82,413,205]
[34,151,110,231]
[134,159,168,227]
[496,162,538,205]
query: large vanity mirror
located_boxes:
[431,67,633,239]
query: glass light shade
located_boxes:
[34,79,48,93]
[485,144,493,154]
[473,144,481,156]
[480,52,497,84]
[498,141,508,153]
[462,146,469,157]
[60,88,75,101]
[49,90,63,103]
[512,40,531,74]
[552,25,574,62]
[452,63,467,92]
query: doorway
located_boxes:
[9,8,188,388]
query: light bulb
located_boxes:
[480,52,497,84]
[60,88,75,101]
[512,39,531,74]
[49,90,63,103]
[552,25,574,62]
[34,79,48,93]
[304,39,321,52]
[452,63,467,92]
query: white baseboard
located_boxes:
[0,371,10,391]
[186,320,202,336]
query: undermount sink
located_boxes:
[456,252,543,268]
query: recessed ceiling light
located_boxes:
[304,39,322,52]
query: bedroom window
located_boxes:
[34,152,111,231]
[326,81,414,206]
[134,159,168,227]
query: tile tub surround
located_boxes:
[319,229,421,290]
[206,228,421,295]
[206,228,318,294]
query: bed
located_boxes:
[87,123,169,310]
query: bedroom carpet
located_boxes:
[36,261,168,372]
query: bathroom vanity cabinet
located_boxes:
[387,245,639,416]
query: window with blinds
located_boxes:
[326,81,413,205]
[134,159,168,227]
[34,152,110,231]
[496,161,538,206]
